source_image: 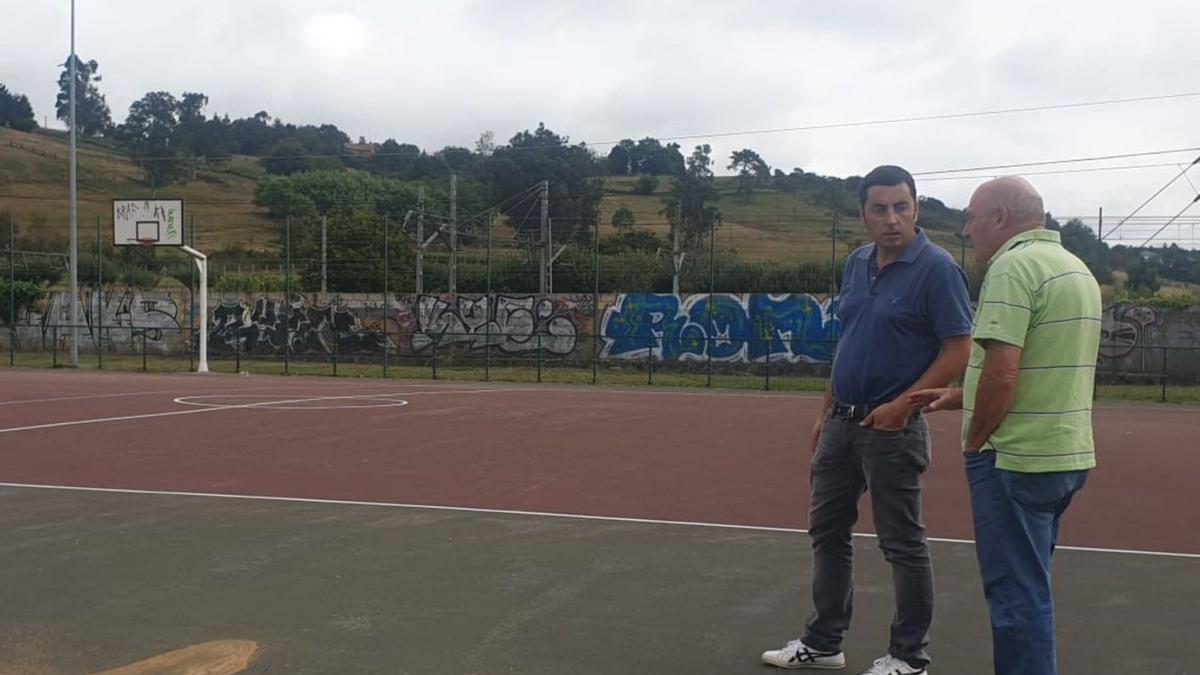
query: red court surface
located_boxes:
[1,368,1197,556]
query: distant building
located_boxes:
[343,141,380,157]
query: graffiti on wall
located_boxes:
[396,294,587,355]
[600,293,840,363]
[1099,304,1159,359]
[210,296,389,355]
[30,289,181,350]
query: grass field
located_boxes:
[6,351,1197,403]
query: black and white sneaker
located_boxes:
[761,638,846,669]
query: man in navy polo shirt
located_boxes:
[763,166,973,674]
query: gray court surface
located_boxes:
[0,486,1196,674]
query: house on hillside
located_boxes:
[343,140,380,157]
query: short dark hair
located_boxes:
[857,165,916,207]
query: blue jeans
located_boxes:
[965,451,1088,675]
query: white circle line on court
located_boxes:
[173,395,411,411]
[0,482,1194,561]
[0,388,514,434]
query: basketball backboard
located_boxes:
[113,199,185,246]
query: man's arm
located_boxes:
[964,340,1022,451]
[862,334,972,430]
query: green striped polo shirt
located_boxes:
[962,228,1102,473]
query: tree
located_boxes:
[262,139,313,175]
[483,123,603,243]
[474,130,495,156]
[116,91,187,188]
[630,175,659,195]
[606,140,635,175]
[0,84,36,131]
[611,204,635,230]
[728,148,770,202]
[661,144,721,249]
[55,55,113,138]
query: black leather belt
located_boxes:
[830,402,875,420]
[830,401,921,421]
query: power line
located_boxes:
[1137,194,1200,248]
[75,91,1200,162]
[913,148,1200,177]
[589,91,1200,145]
[1102,155,1200,240]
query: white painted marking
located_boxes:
[0,388,510,434]
[0,482,1195,560]
[174,394,410,410]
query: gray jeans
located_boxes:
[802,411,933,668]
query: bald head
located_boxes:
[973,176,1045,230]
[963,176,1046,265]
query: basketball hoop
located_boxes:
[136,237,157,249]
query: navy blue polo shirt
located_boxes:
[831,229,973,406]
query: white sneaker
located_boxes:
[860,654,927,675]
[761,638,846,669]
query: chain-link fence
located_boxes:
[2,212,1196,403]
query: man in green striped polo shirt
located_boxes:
[909,176,1101,675]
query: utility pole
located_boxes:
[1096,207,1104,267]
[539,180,548,295]
[449,173,457,295]
[68,0,79,366]
[321,215,327,294]
[671,215,685,295]
[416,188,424,295]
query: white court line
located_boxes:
[0,482,1195,560]
[0,388,511,434]
[0,380,452,407]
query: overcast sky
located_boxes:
[3,0,1199,244]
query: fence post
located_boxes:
[432,334,439,380]
[52,325,58,367]
[284,216,291,376]
[383,214,389,379]
[332,329,339,377]
[236,329,242,373]
[647,334,654,385]
[1161,348,1168,403]
[765,341,772,391]
[537,333,543,383]
[485,294,492,382]
[141,331,147,372]
[8,216,14,367]
[96,213,103,370]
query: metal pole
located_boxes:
[383,214,389,378]
[189,214,195,371]
[831,210,839,297]
[593,205,600,385]
[321,215,327,294]
[8,215,14,367]
[284,216,291,375]
[485,209,492,381]
[449,174,457,295]
[1096,207,1104,267]
[416,188,424,295]
[68,0,79,367]
[1161,348,1168,403]
[96,214,102,368]
[182,245,209,373]
[539,180,548,295]
[707,208,715,387]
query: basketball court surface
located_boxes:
[1,369,1196,673]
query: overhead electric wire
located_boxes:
[1101,154,1200,240]
[1137,194,1200,248]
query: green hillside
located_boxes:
[1,126,969,264]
